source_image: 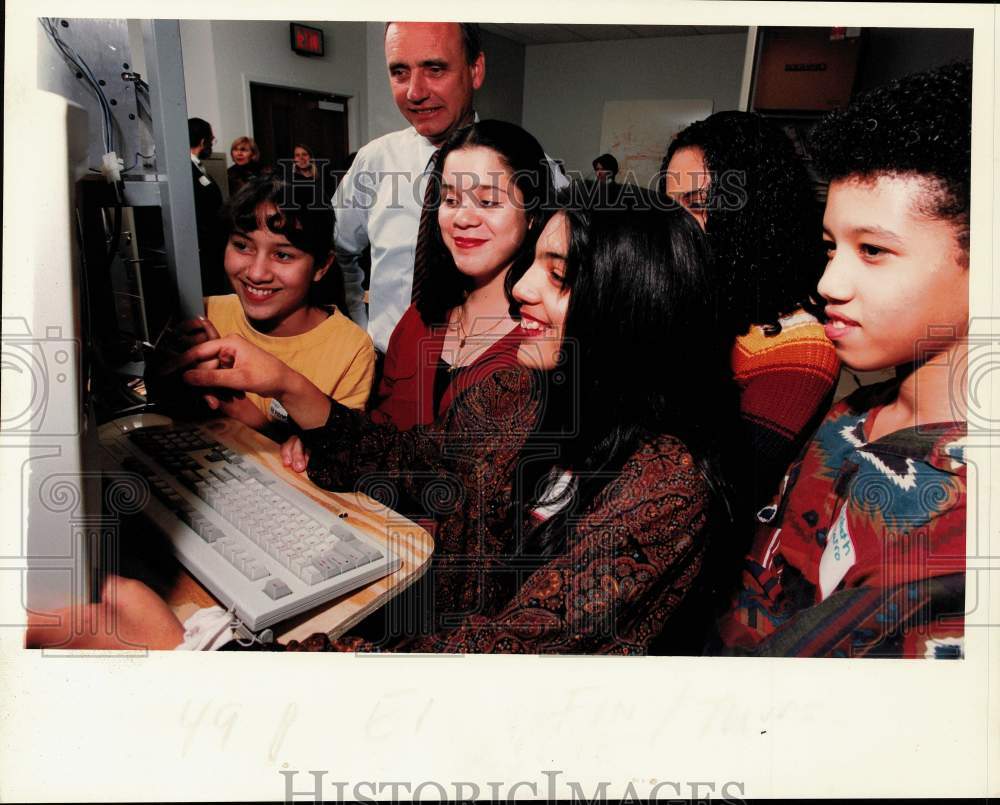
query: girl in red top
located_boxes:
[371,120,551,431]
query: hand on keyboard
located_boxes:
[280,435,311,473]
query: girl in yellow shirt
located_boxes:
[178,176,374,433]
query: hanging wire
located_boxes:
[41,18,115,155]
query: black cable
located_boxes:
[105,201,123,265]
[123,152,156,173]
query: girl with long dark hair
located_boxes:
[371,120,550,431]
[662,111,840,510]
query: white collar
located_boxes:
[411,109,480,148]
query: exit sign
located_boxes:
[290,23,324,57]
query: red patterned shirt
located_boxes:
[718,380,966,658]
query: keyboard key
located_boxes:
[231,551,249,573]
[354,541,384,562]
[329,543,360,570]
[212,537,233,556]
[313,550,350,578]
[289,555,310,577]
[335,542,369,568]
[299,565,324,586]
[263,578,292,599]
[200,524,222,543]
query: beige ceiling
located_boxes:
[480,23,747,45]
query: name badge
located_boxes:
[818,504,857,599]
[198,174,212,187]
[268,398,289,422]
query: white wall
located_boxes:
[364,22,400,143]
[177,20,368,161]
[476,30,525,126]
[523,33,746,176]
[179,20,222,136]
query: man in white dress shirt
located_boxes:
[333,22,567,355]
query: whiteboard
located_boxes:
[599,98,714,188]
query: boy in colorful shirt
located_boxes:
[717,62,971,658]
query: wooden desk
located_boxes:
[162,418,434,643]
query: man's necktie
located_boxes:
[410,148,442,305]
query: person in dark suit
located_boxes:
[188,117,227,295]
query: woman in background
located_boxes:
[291,143,318,181]
[227,136,267,196]
[662,111,840,513]
[287,143,327,209]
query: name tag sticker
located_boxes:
[269,398,289,422]
[819,505,856,600]
[199,174,212,187]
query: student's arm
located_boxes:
[738,333,840,505]
[332,155,371,330]
[26,575,185,651]
[284,435,711,655]
[299,368,538,508]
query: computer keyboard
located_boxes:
[99,417,400,631]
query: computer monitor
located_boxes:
[9,17,204,629]
[2,89,102,618]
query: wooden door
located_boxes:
[249,82,350,197]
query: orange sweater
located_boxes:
[731,309,840,506]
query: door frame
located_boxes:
[240,73,359,156]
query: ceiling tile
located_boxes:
[482,22,747,45]
[693,25,748,36]
[625,25,701,38]
[479,23,533,45]
[515,23,588,44]
[560,24,639,41]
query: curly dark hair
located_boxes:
[661,111,825,338]
[809,61,971,263]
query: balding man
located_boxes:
[333,22,566,355]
